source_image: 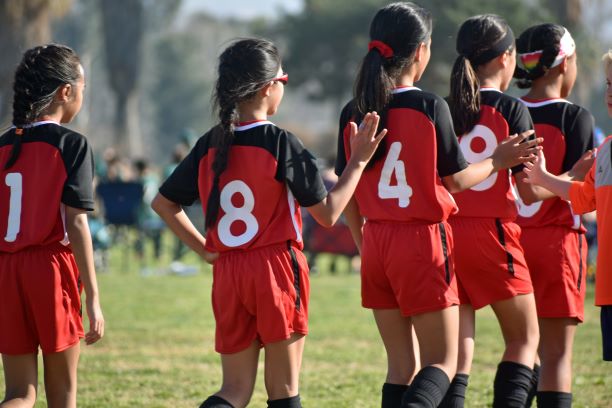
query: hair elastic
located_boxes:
[368,40,394,58]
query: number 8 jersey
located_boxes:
[335,87,468,222]
[0,122,95,253]
[159,121,328,253]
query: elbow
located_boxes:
[151,194,165,215]
[319,216,335,228]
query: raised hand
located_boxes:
[348,112,388,164]
[523,149,548,185]
[491,129,542,170]
[568,149,595,181]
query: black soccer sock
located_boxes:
[267,394,301,408]
[439,373,469,408]
[524,364,540,408]
[199,395,235,408]
[536,391,572,408]
[382,382,410,408]
[400,366,450,408]
[493,361,534,408]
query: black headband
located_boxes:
[465,28,515,66]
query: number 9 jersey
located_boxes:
[0,122,95,253]
[159,121,328,253]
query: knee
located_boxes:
[3,385,37,407]
[219,380,255,408]
[540,342,572,365]
[387,359,419,384]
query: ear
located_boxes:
[260,82,273,98]
[413,42,426,62]
[56,83,73,103]
[558,57,568,74]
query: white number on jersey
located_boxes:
[459,124,498,191]
[4,172,23,242]
[217,180,259,247]
[378,141,413,208]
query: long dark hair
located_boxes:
[205,38,282,229]
[514,24,566,89]
[354,2,432,165]
[6,44,81,170]
[448,15,514,135]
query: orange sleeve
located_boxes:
[569,163,596,214]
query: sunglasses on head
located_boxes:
[271,73,288,85]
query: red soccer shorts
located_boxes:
[0,242,83,355]
[450,217,533,310]
[521,226,586,321]
[212,242,309,354]
[360,220,459,316]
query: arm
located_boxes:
[343,197,365,253]
[307,112,387,227]
[65,206,104,345]
[442,130,540,193]
[151,194,218,263]
[523,150,572,200]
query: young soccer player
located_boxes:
[0,44,104,407]
[442,14,541,408]
[523,50,612,366]
[513,24,595,408]
[336,4,540,407]
[151,38,386,408]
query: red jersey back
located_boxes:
[335,87,468,223]
[451,89,533,220]
[159,121,327,253]
[516,98,594,229]
[0,122,95,253]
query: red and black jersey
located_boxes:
[335,87,468,223]
[159,121,327,253]
[451,88,534,220]
[516,98,594,229]
[0,122,95,253]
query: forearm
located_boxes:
[343,198,364,253]
[66,214,99,300]
[443,159,495,193]
[152,195,208,258]
[310,159,367,227]
[531,171,572,201]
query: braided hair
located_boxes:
[6,44,81,170]
[205,38,282,229]
[514,24,566,89]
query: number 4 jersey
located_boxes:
[335,87,468,223]
[159,121,327,253]
[0,122,95,253]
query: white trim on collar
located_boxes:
[480,87,502,93]
[391,86,421,94]
[11,120,60,129]
[519,98,572,108]
[234,120,274,132]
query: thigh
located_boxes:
[412,306,459,378]
[217,341,261,408]
[1,353,38,404]
[373,309,419,383]
[264,333,305,400]
[43,344,80,408]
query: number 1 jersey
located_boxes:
[159,121,328,253]
[0,122,95,253]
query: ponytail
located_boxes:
[448,55,480,136]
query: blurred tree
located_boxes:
[98,0,181,156]
[0,0,73,124]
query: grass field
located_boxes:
[1,246,612,407]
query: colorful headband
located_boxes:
[518,27,576,72]
[368,40,394,59]
[465,28,515,66]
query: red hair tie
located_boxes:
[368,40,394,58]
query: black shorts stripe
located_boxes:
[439,223,451,285]
[287,241,301,311]
[495,218,515,276]
[577,233,583,291]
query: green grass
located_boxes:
[1,243,611,407]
